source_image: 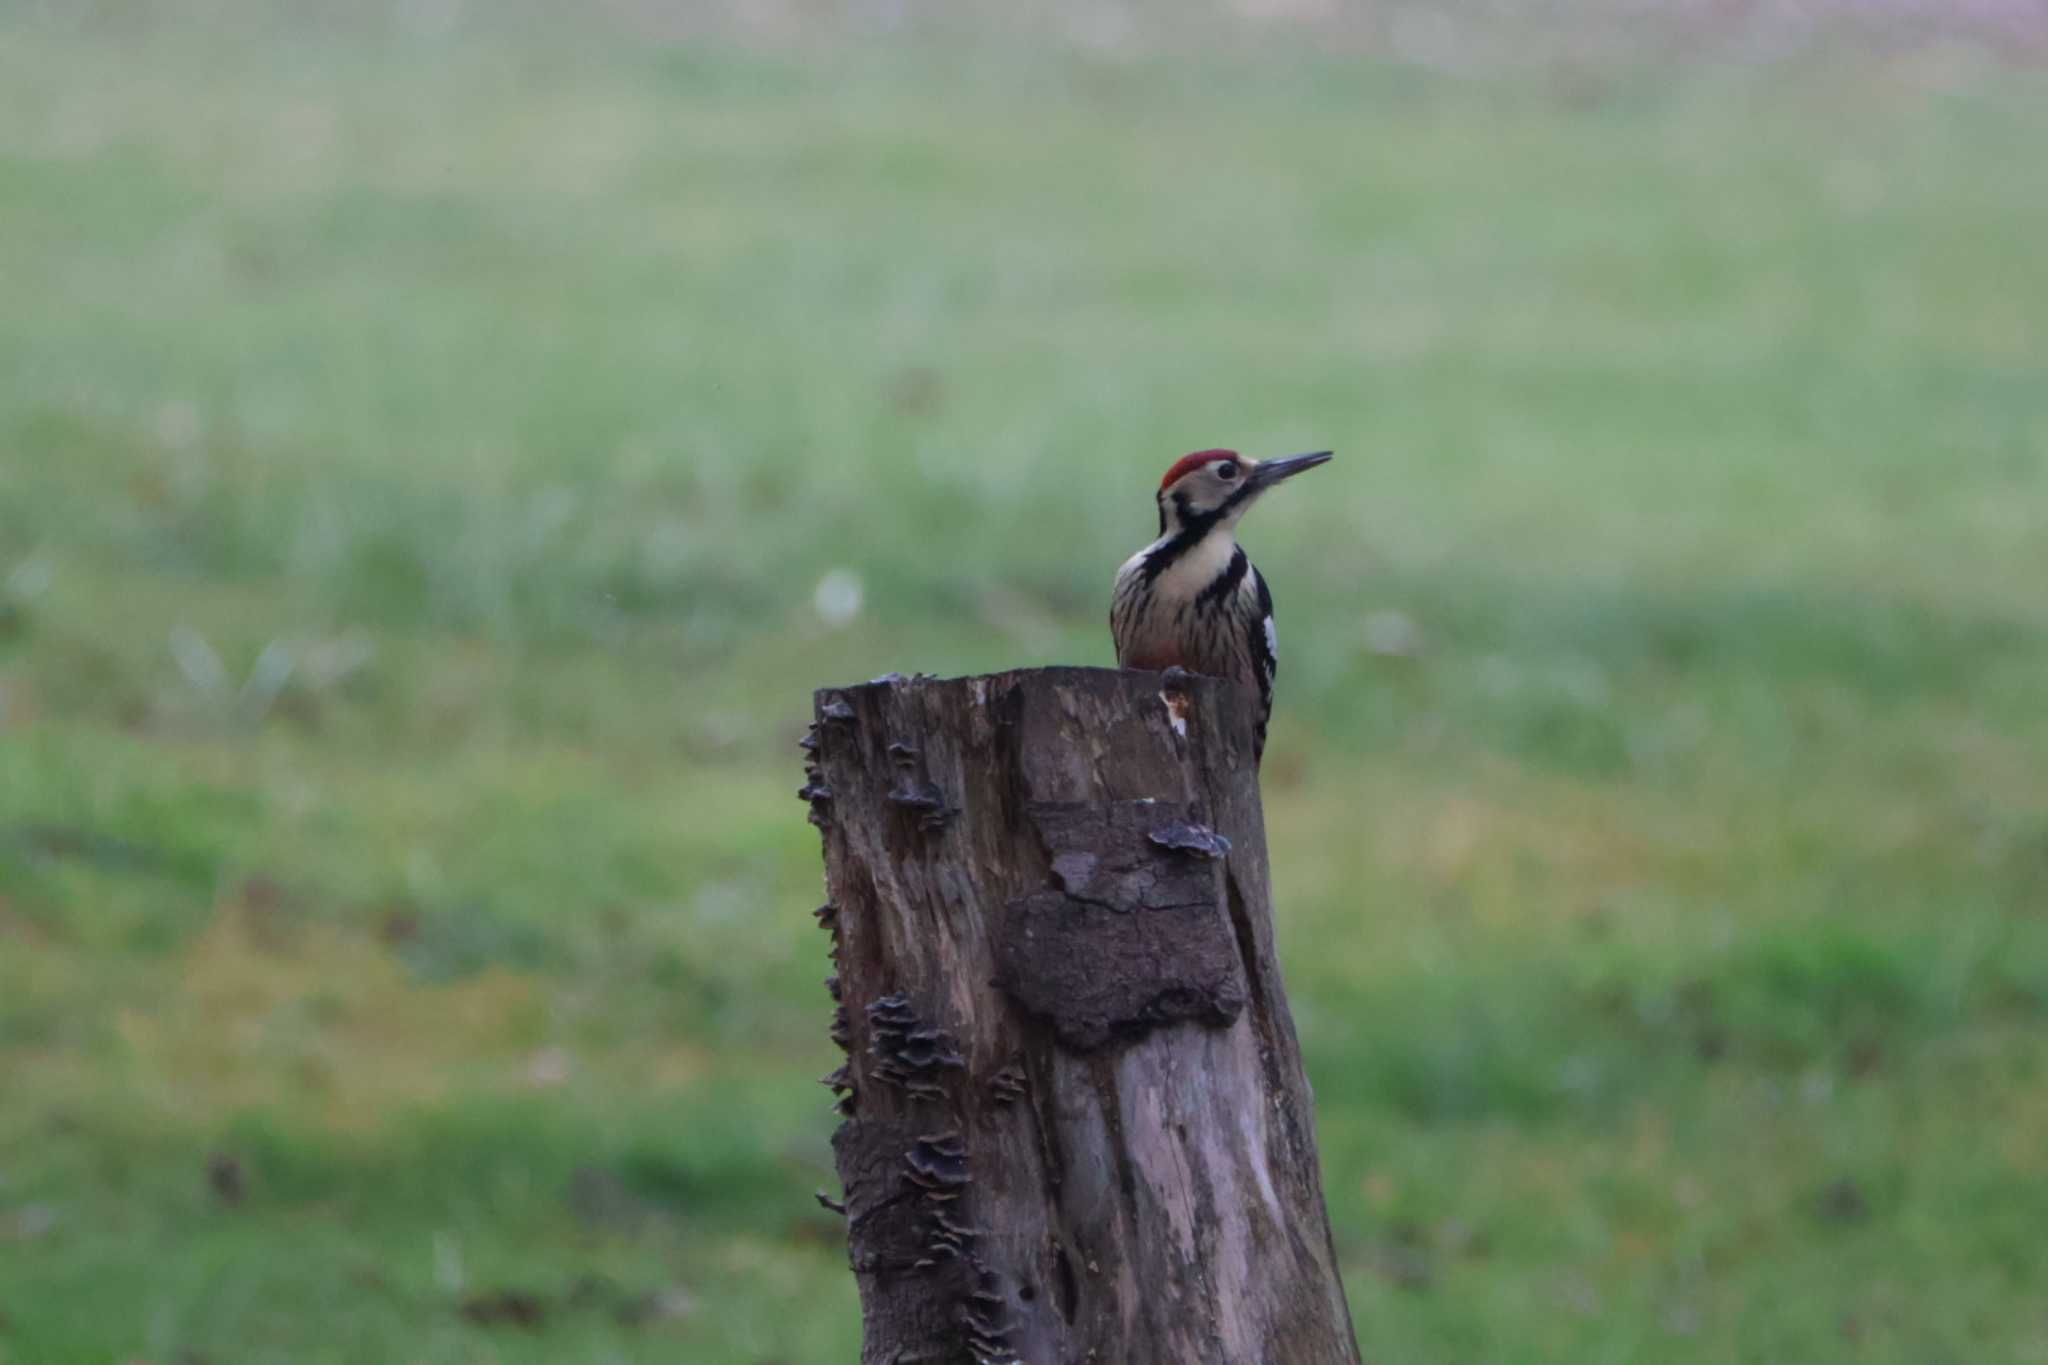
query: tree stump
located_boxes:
[803,666,1359,1365]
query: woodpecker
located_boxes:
[1111,448,1332,759]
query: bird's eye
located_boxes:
[1216,462,1239,481]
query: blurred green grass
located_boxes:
[3,4,2048,1362]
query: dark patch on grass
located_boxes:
[617,1138,792,1221]
[216,1114,354,1205]
[459,1288,548,1330]
[4,823,180,876]
[567,1166,653,1232]
[1814,1177,1871,1226]
[204,1151,246,1206]
[390,901,555,982]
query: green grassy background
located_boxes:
[4,4,2047,1361]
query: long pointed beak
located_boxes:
[1251,450,1333,489]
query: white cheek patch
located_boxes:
[1264,616,1279,659]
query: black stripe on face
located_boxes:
[1146,469,1269,574]
[1141,490,1220,582]
[1218,479,1261,519]
[1196,545,1249,610]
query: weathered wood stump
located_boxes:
[803,666,1359,1365]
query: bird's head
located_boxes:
[1154,448,1332,537]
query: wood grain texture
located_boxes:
[804,666,1359,1365]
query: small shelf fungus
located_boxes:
[798,754,835,827]
[887,779,956,831]
[918,1207,978,1267]
[884,738,957,832]
[988,1061,1027,1107]
[903,1131,969,1199]
[867,992,965,1101]
[819,1055,851,1113]
[960,1259,1019,1363]
[1147,821,1231,860]
[818,903,850,1095]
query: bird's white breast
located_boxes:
[1113,531,1248,670]
[1146,531,1238,604]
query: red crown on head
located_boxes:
[1158,449,1239,493]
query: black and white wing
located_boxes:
[1247,565,1277,758]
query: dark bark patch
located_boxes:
[995,801,1247,1051]
[832,1118,929,1273]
